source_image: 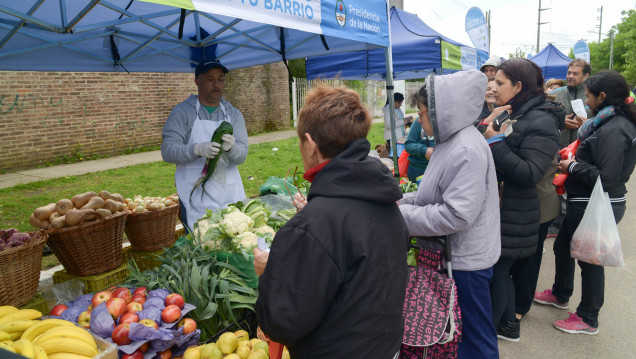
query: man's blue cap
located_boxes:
[195,60,228,77]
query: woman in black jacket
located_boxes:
[484,58,562,341]
[534,70,636,335]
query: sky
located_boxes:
[404,0,636,58]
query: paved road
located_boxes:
[498,179,636,358]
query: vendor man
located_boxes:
[161,61,248,232]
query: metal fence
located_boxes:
[292,78,426,123]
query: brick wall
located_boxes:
[0,62,290,172]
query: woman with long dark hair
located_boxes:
[534,70,636,335]
[484,58,563,342]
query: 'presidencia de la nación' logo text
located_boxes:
[336,0,347,28]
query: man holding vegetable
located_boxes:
[161,61,249,233]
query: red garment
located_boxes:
[303,160,330,183]
[398,150,410,178]
[552,140,580,195]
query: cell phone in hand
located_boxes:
[492,111,510,131]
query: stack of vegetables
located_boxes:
[126,240,258,343]
[189,199,296,259]
[0,229,38,251]
[29,190,126,230]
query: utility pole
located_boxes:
[609,32,614,69]
[536,0,551,53]
[487,10,491,54]
[597,6,603,43]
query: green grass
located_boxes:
[0,123,386,233]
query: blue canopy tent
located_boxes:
[0,0,407,174]
[0,0,389,72]
[529,43,572,81]
[305,7,488,80]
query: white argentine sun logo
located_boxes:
[336,0,347,28]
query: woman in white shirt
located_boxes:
[383,92,406,149]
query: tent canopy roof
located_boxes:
[305,7,487,80]
[529,43,572,81]
[0,0,389,72]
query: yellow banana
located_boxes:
[1,339,13,346]
[34,326,97,349]
[0,306,19,319]
[12,338,36,358]
[0,320,38,334]
[47,353,92,359]
[38,337,98,357]
[21,319,75,342]
[0,341,16,353]
[10,332,24,341]
[32,344,48,359]
[0,330,10,341]
[0,309,42,324]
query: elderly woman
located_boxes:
[399,70,501,358]
[253,85,409,358]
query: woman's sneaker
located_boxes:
[496,319,520,342]
[534,289,568,309]
[554,312,599,335]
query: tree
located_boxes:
[614,9,636,86]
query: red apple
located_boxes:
[165,293,185,309]
[50,304,68,316]
[91,290,113,308]
[161,304,181,323]
[106,297,127,319]
[139,318,159,330]
[112,323,132,345]
[118,312,140,325]
[78,310,91,329]
[122,349,143,359]
[112,287,132,304]
[139,342,149,353]
[158,348,172,359]
[132,287,147,297]
[131,295,146,305]
[177,318,197,334]
[126,301,143,313]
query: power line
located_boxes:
[450,0,468,10]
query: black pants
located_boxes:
[511,220,554,315]
[551,200,626,328]
[490,256,516,326]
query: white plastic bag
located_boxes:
[571,176,625,267]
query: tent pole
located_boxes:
[384,3,399,179]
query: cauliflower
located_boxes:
[254,225,276,236]
[193,220,218,238]
[234,231,258,251]
[220,210,254,238]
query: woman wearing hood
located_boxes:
[399,70,501,358]
[484,58,562,342]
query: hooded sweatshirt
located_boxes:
[399,70,501,271]
[160,94,248,166]
[256,138,409,359]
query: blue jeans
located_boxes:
[552,200,626,328]
[453,267,499,359]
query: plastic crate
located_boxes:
[18,294,49,315]
[52,264,130,294]
[123,246,165,272]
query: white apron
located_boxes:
[175,99,246,231]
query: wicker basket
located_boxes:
[47,210,127,276]
[125,202,179,252]
[0,230,47,307]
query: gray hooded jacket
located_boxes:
[399,70,501,271]
[161,95,248,166]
